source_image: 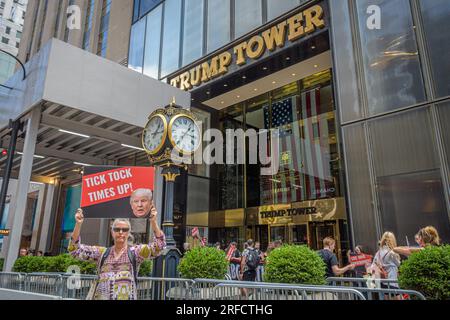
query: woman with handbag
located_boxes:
[68,203,165,300]
[368,232,401,294]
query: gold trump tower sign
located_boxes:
[170,4,326,91]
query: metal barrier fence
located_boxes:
[0,272,25,291]
[136,277,195,300]
[347,286,426,300]
[0,272,426,300]
[327,277,400,289]
[327,277,426,300]
[23,273,63,296]
[60,274,97,299]
[192,279,234,300]
[213,283,366,300]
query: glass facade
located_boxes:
[160,0,182,77]
[128,0,311,79]
[125,0,450,255]
[185,70,348,255]
[355,0,426,115]
[419,0,450,98]
[332,0,450,249]
[97,0,112,57]
[82,0,95,50]
[182,0,204,66]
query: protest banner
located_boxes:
[81,166,155,218]
[349,254,373,267]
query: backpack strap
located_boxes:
[98,247,111,274]
[127,248,138,284]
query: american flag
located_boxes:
[261,89,334,204]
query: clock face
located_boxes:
[143,115,166,154]
[170,115,201,153]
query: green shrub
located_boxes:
[0,258,4,270]
[13,255,97,274]
[138,259,153,277]
[178,247,228,279]
[264,245,326,285]
[398,245,450,300]
[12,254,154,276]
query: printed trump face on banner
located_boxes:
[80,166,155,219]
[129,188,153,218]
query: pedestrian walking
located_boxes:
[240,239,260,298]
[318,237,355,278]
[368,232,401,294]
[69,204,165,300]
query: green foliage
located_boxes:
[178,247,228,279]
[0,258,4,270]
[264,245,326,285]
[12,254,97,274]
[138,259,153,277]
[12,254,153,276]
[398,245,450,300]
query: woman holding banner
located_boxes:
[68,203,165,300]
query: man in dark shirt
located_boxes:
[318,237,354,278]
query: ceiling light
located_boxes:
[17,152,45,159]
[311,46,316,49]
[286,57,290,61]
[224,84,228,87]
[221,101,224,104]
[253,88,258,91]
[242,75,246,79]
[263,67,268,70]
[272,81,276,84]
[292,73,296,76]
[58,129,90,139]
[74,162,93,167]
[121,144,145,151]
[314,64,318,68]
[236,95,240,98]
[206,91,210,95]
[31,181,45,185]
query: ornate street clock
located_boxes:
[142,99,201,168]
[141,98,202,278]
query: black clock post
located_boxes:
[142,99,201,293]
[151,165,183,282]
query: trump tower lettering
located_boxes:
[81,166,155,218]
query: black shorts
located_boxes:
[242,270,257,281]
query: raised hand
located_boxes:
[149,201,157,222]
[75,208,84,224]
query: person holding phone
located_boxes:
[68,201,165,300]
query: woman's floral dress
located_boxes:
[68,234,166,300]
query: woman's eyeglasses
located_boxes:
[113,227,129,233]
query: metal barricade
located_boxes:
[345,286,426,300]
[0,272,25,291]
[136,277,194,300]
[213,282,366,300]
[327,277,400,289]
[326,277,426,300]
[60,274,97,300]
[192,279,237,300]
[23,273,63,297]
